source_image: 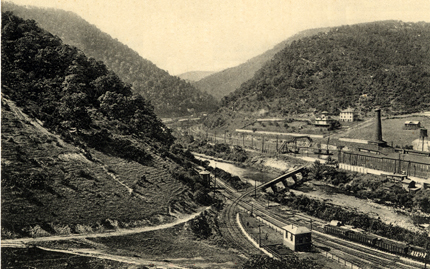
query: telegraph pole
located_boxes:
[213,163,217,200]
[259,222,262,247]
[262,136,264,153]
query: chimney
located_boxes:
[374,108,383,142]
[368,108,387,147]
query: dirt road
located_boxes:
[2,207,209,247]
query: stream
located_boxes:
[194,153,428,234]
[194,154,280,186]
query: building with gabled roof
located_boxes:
[340,107,358,122]
[404,121,421,130]
[282,224,312,251]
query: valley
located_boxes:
[2,3,430,269]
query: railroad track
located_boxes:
[246,197,424,269]
[211,171,425,269]
[218,199,262,258]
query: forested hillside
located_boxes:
[192,27,332,100]
[218,21,430,120]
[2,2,218,117]
[178,71,215,82]
[1,12,213,237]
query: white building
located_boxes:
[339,107,357,122]
[282,225,312,251]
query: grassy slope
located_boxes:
[342,116,430,147]
[1,96,197,238]
[91,223,244,268]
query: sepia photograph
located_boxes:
[1,0,430,268]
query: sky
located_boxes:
[5,0,430,75]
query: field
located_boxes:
[342,116,430,147]
[91,223,244,268]
[2,247,132,269]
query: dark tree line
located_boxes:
[1,12,173,146]
[2,2,218,117]
[220,21,430,116]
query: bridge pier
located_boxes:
[281,179,289,188]
[270,185,278,193]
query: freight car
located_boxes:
[323,222,428,263]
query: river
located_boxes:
[194,153,427,234]
[194,154,280,186]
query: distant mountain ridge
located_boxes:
[192,27,332,100]
[2,2,218,117]
[177,71,215,82]
[205,20,430,128]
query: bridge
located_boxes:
[258,166,307,193]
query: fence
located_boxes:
[318,247,362,269]
[340,151,430,179]
[238,210,362,269]
[192,129,430,179]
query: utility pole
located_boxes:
[259,222,262,247]
[213,163,217,200]
[262,136,265,153]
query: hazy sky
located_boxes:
[5,0,430,75]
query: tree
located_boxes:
[58,92,91,131]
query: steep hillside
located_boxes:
[1,12,212,238]
[192,27,332,100]
[177,71,215,82]
[1,2,218,117]
[207,21,430,128]
[1,96,197,237]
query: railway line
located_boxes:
[208,165,426,269]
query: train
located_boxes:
[323,221,429,263]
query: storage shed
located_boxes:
[404,121,421,130]
[282,225,312,251]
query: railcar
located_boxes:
[323,222,428,263]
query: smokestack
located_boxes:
[374,108,383,142]
[368,108,387,147]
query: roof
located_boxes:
[404,121,420,125]
[282,225,311,234]
[256,118,284,122]
[341,107,356,113]
[330,220,342,226]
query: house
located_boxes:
[404,121,421,130]
[339,107,357,122]
[282,225,312,251]
[314,111,336,130]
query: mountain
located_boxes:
[192,27,332,100]
[205,21,430,128]
[1,2,218,117]
[177,71,215,82]
[1,12,213,237]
